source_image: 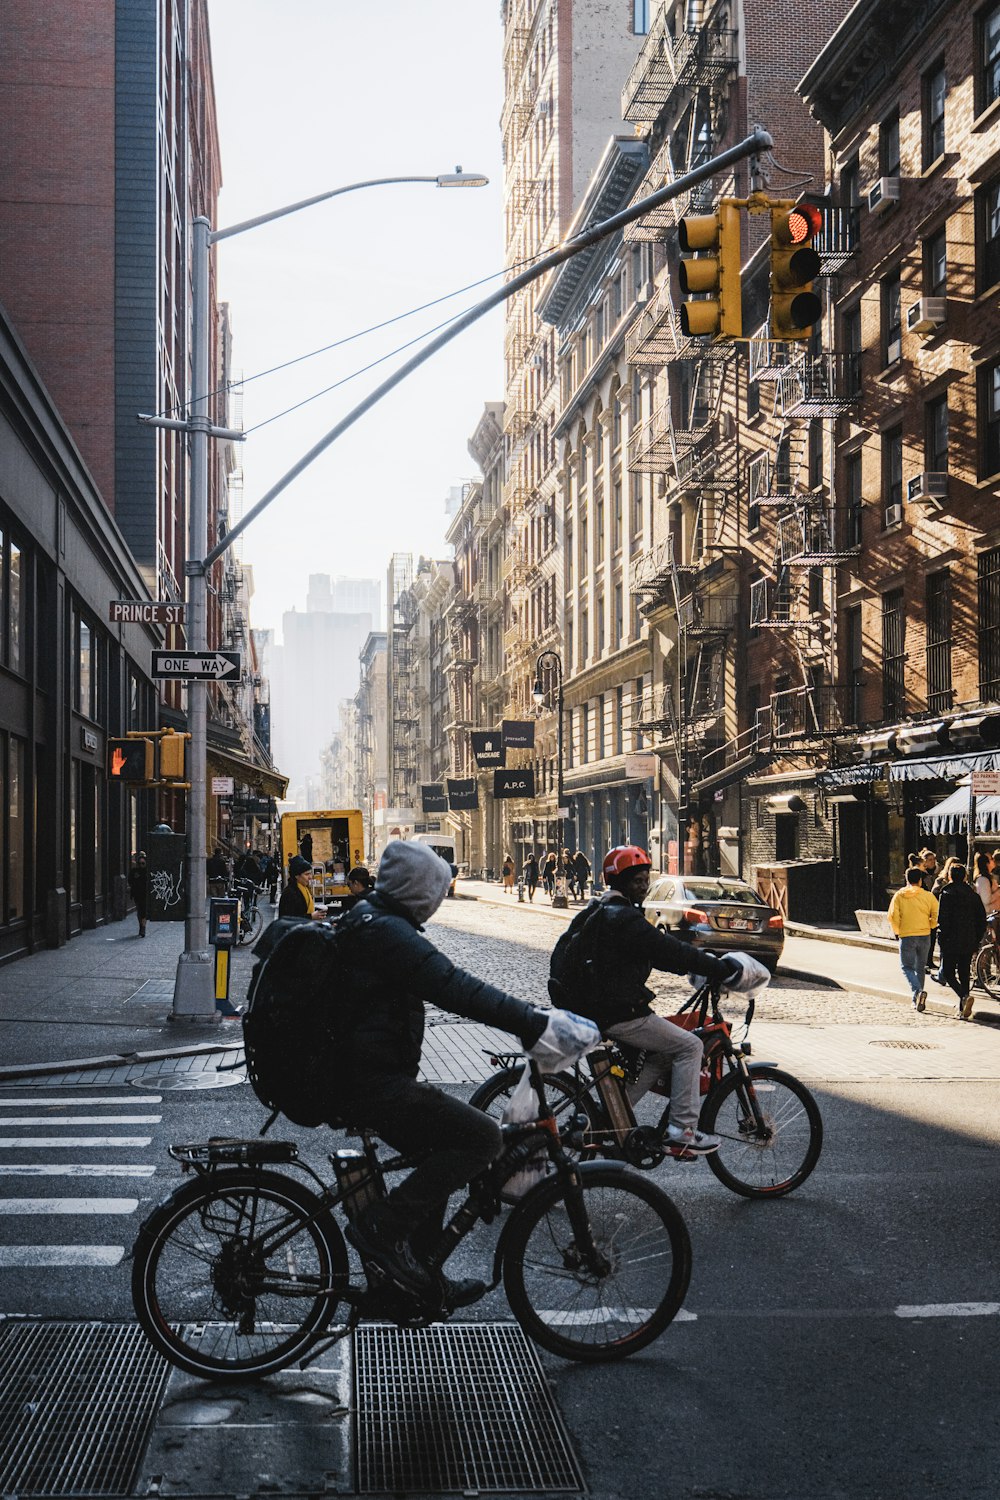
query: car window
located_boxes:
[646,879,674,902]
[681,880,764,904]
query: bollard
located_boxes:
[517,879,525,903]
[208,896,241,1017]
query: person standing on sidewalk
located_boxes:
[917,849,940,971]
[501,853,515,894]
[541,851,557,900]
[128,852,148,938]
[936,862,987,1020]
[888,866,939,1011]
[522,852,539,903]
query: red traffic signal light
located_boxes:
[770,202,823,340]
[107,737,153,783]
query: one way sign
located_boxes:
[152,651,241,681]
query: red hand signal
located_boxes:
[110,746,126,777]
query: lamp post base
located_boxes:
[551,894,569,909]
[171,950,219,1020]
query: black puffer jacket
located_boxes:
[937,880,988,954]
[336,890,545,1081]
[551,889,735,1030]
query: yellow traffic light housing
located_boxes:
[678,201,742,339]
[107,737,154,783]
[769,202,823,340]
[158,731,189,780]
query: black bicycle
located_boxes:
[131,1057,692,1379]
[232,879,264,945]
[470,981,823,1200]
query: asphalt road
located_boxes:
[1,896,998,1499]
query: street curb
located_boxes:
[0,1038,243,1084]
[777,964,998,1023]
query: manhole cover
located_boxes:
[133,1069,246,1091]
[0,1320,170,1495]
[869,1039,941,1050]
[354,1322,583,1494]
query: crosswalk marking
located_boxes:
[0,1137,153,1148]
[0,1197,139,1215]
[0,1164,156,1177]
[0,1096,162,1106]
[0,1247,125,1267]
[0,1115,162,1126]
[895,1302,1000,1318]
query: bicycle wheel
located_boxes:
[974,944,1000,998]
[238,903,264,945]
[132,1169,347,1380]
[700,1065,823,1199]
[502,1163,691,1362]
[469,1067,596,1160]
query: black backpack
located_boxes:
[548,901,607,1012]
[243,915,357,1131]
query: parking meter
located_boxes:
[208,897,240,1016]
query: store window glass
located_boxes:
[8,737,24,920]
[8,540,22,674]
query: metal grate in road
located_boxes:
[869,1039,941,1050]
[0,1320,170,1496]
[353,1321,584,1494]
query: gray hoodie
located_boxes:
[376,840,452,925]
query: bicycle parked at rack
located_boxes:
[231,878,264,946]
[973,912,1000,997]
[130,1056,692,1378]
[470,980,823,1200]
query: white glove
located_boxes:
[721,951,771,993]
[528,1008,601,1070]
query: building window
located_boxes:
[882,270,902,366]
[596,594,605,656]
[882,588,906,719]
[926,570,954,713]
[633,0,650,34]
[566,523,573,586]
[979,2,1000,112]
[612,480,622,551]
[580,609,589,666]
[843,303,862,395]
[981,359,1000,478]
[880,109,901,177]
[5,735,25,922]
[924,226,947,297]
[748,452,768,532]
[978,176,1000,293]
[923,62,946,165]
[846,448,864,547]
[595,487,605,563]
[634,676,645,749]
[0,527,25,675]
[841,155,860,207]
[630,368,642,425]
[846,605,863,724]
[979,547,1000,698]
[926,393,949,472]
[614,582,623,648]
[596,694,606,760]
[615,685,624,755]
[883,426,903,517]
[630,477,643,552]
[580,702,590,763]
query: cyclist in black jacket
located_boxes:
[335,839,555,1307]
[550,846,767,1158]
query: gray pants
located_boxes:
[605,1011,706,1133]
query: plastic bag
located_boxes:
[500,1008,600,1198]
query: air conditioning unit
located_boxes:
[884,502,903,527]
[906,297,947,334]
[907,471,949,508]
[867,177,900,214]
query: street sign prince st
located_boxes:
[110,599,186,625]
[152,651,241,681]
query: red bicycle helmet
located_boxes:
[602,845,653,882]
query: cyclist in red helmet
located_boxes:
[549,845,767,1156]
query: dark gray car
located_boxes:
[642,875,784,972]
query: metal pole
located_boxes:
[173,216,216,1017]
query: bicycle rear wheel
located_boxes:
[502,1164,691,1362]
[700,1066,822,1199]
[469,1067,596,1160]
[132,1169,347,1380]
[974,943,1000,998]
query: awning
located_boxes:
[857,729,897,760]
[895,721,949,756]
[765,793,807,814]
[817,763,885,787]
[207,746,288,800]
[889,749,1000,783]
[919,788,1000,834]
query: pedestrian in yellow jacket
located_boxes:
[888,867,939,1010]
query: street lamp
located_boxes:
[532,649,568,908]
[148,168,488,1017]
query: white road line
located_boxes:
[0,1198,139,1215]
[895,1302,1000,1318]
[0,1246,125,1268]
[0,1116,161,1126]
[0,1137,152,1148]
[0,1097,162,1106]
[0,1164,156,1177]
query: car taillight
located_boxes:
[767,914,784,929]
[683,908,709,925]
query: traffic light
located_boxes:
[769,202,823,340]
[678,201,742,338]
[158,731,189,780]
[107,737,153,783]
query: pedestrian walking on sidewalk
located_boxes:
[936,863,987,1020]
[973,852,1000,912]
[128,852,148,938]
[572,849,591,903]
[523,853,539,903]
[888,866,939,1011]
[541,851,557,899]
[501,853,515,894]
[930,857,961,981]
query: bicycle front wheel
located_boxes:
[502,1164,691,1362]
[469,1067,595,1160]
[701,1065,823,1199]
[132,1169,347,1380]
[974,943,1000,997]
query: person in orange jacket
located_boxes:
[888,865,939,1011]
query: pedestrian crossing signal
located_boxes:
[107,737,153,782]
[158,731,189,780]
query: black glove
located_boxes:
[518,1004,549,1050]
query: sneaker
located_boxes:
[916,990,927,1012]
[440,1276,487,1310]
[665,1124,719,1155]
[346,1202,434,1297]
[961,994,975,1022]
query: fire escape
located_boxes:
[388,554,419,812]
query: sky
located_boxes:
[205,1,506,639]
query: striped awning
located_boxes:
[918,788,1000,833]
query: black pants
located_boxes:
[345,1075,503,1252]
[938,946,973,1001]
